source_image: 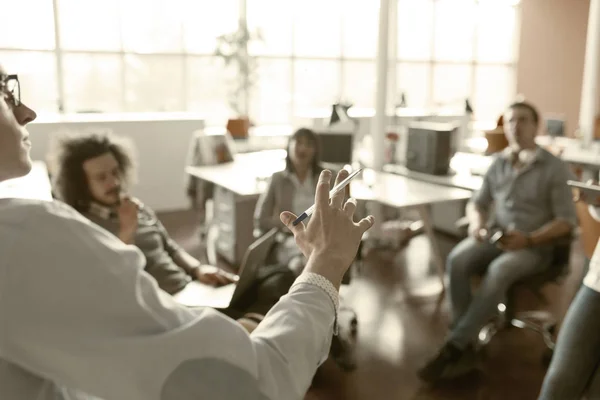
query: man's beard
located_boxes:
[95,188,122,208]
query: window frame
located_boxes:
[0,0,520,128]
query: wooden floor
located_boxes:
[159,210,587,400]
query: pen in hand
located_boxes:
[292,168,363,226]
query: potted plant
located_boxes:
[214,23,262,139]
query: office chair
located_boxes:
[454,217,572,364]
[476,238,571,364]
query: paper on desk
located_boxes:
[172,281,236,308]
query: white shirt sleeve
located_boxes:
[588,204,600,222]
[0,200,336,400]
[590,172,600,222]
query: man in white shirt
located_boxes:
[0,67,374,400]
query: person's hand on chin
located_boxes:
[116,196,139,244]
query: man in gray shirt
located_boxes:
[47,130,294,318]
[418,101,577,384]
[47,130,238,292]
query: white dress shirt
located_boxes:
[0,198,337,400]
[583,171,600,293]
[584,241,600,293]
[585,196,600,292]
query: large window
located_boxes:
[0,0,519,126]
[397,0,518,123]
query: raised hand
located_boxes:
[280,169,374,288]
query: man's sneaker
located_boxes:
[440,345,478,380]
[417,342,478,384]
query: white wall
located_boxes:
[27,113,205,212]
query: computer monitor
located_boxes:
[405,121,456,175]
[546,117,565,137]
[317,132,354,165]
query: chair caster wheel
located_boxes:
[542,349,553,365]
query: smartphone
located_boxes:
[489,230,504,244]
[567,180,600,199]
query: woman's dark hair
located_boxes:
[47,129,136,211]
[285,128,322,175]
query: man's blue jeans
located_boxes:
[446,237,552,349]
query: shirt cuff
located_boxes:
[291,272,340,335]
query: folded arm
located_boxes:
[153,208,201,276]
[172,248,201,275]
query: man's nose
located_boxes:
[14,102,36,125]
[107,178,121,190]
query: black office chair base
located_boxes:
[476,303,557,364]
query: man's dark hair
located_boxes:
[285,128,322,175]
[47,130,136,211]
[508,101,540,125]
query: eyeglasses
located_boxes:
[0,74,20,107]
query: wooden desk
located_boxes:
[383,164,483,192]
[383,151,488,192]
[352,170,473,291]
[186,150,286,198]
[561,147,600,168]
[186,150,286,265]
[187,150,472,282]
[352,171,474,207]
[0,161,52,201]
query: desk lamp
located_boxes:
[328,102,353,126]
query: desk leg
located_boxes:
[204,199,220,266]
[417,204,446,293]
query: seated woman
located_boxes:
[254,128,359,371]
[254,128,325,276]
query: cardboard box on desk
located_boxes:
[484,128,508,155]
[484,114,508,155]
